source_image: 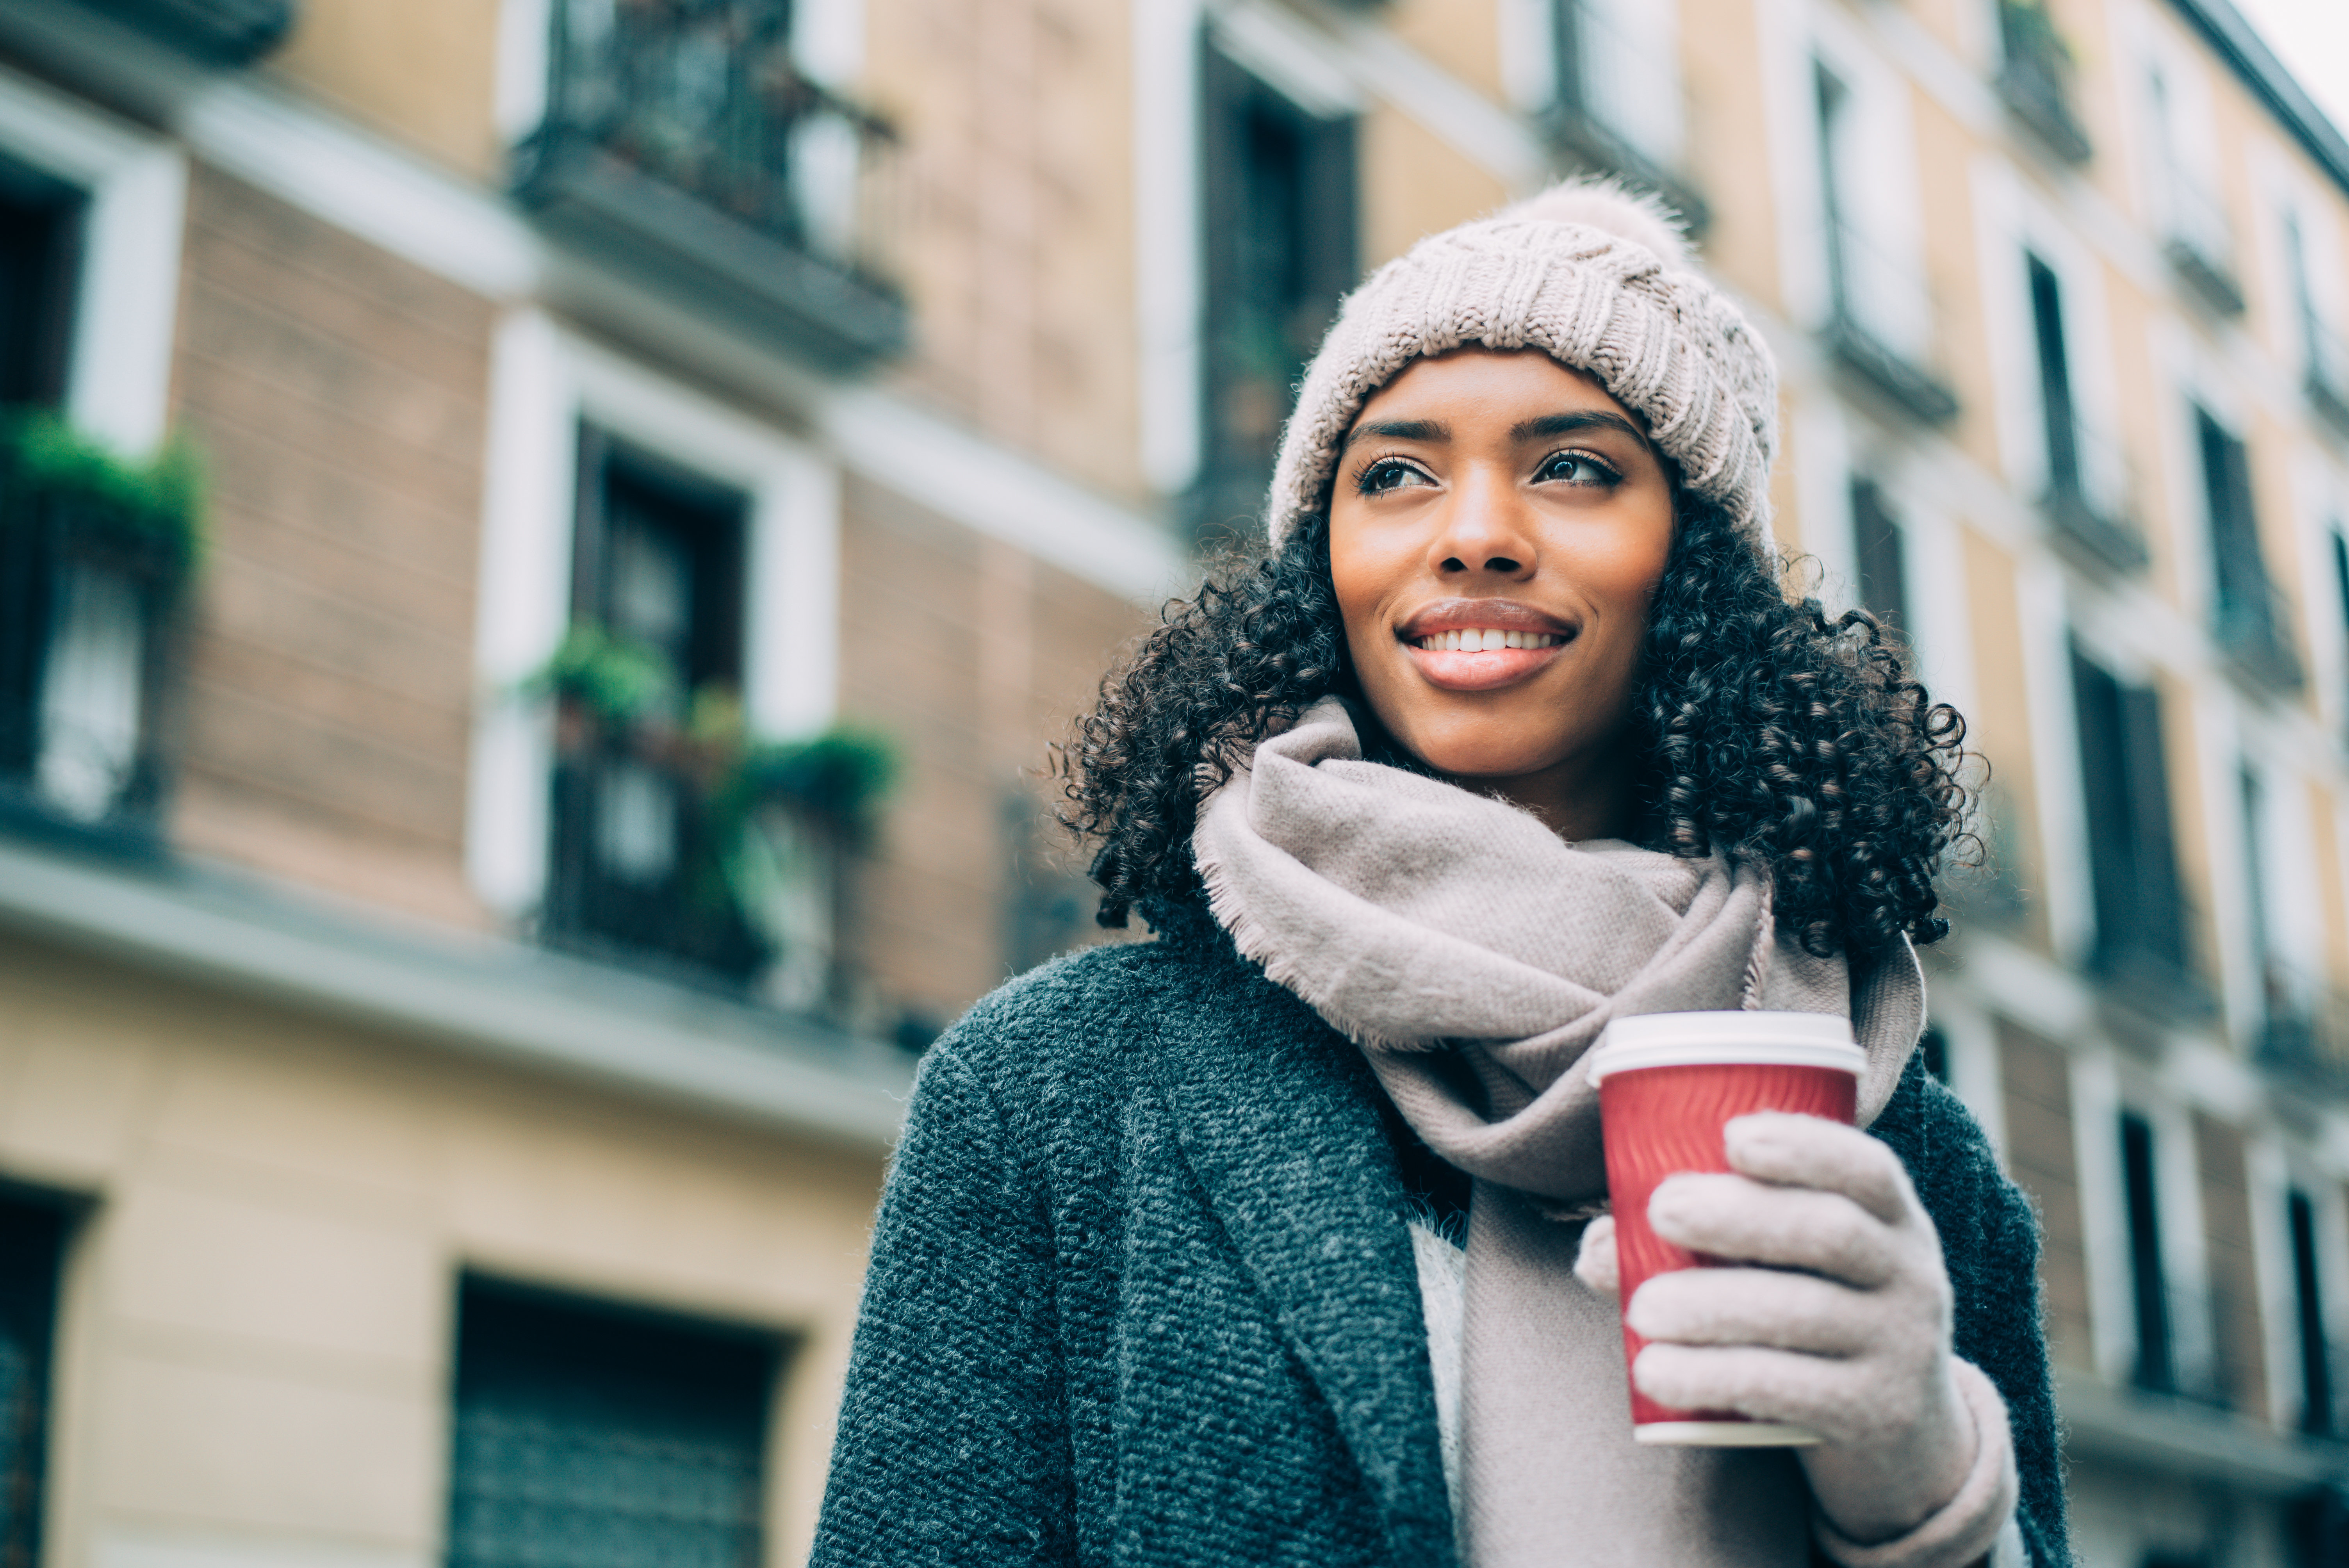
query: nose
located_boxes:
[1425,462,1536,579]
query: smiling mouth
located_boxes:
[1410,628,1568,652]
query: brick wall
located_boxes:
[837,473,1145,1031]
[1998,1018,2094,1371]
[2194,1110,2270,1421]
[168,164,493,929]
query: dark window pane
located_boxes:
[545,427,764,982]
[447,1279,782,1568]
[0,1194,66,1568]
[2291,1189,2333,1435]
[2071,643,2186,980]
[1849,477,1908,631]
[2025,253,2078,497]
[1196,45,1355,542]
[2120,1111,2173,1392]
[0,159,83,410]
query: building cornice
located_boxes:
[0,836,914,1153]
[2166,0,2349,201]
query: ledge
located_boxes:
[84,0,291,64]
[0,834,915,1153]
[513,129,910,375]
[2058,1372,2349,1493]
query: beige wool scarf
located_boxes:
[1193,697,1925,1567]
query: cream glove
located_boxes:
[1574,1112,2019,1566]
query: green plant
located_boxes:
[0,413,205,591]
[530,624,675,725]
[733,726,898,846]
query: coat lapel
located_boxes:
[1146,949,1457,1566]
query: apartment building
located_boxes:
[2,0,2347,1566]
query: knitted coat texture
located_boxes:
[810,911,2071,1568]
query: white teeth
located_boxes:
[1419,628,1564,651]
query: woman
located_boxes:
[812,184,2065,1568]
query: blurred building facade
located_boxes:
[2,0,2349,1567]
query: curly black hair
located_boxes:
[1055,491,1971,960]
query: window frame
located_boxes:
[468,314,841,927]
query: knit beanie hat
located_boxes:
[1264,180,1780,555]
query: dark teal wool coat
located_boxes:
[812,908,2070,1568]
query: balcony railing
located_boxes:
[1996,0,2091,164]
[2162,176,2247,317]
[2041,417,2148,575]
[1543,0,1709,233]
[514,0,909,372]
[84,0,294,63]
[1823,220,1960,424]
[2307,326,2349,445]
[2212,569,2303,693]
[0,430,192,855]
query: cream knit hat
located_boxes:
[1264,180,1780,554]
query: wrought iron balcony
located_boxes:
[2212,570,2303,694]
[1995,1,2091,164]
[1823,221,1960,425]
[2162,176,2247,317]
[514,0,909,372]
[0,424,192,856]
[2040,418,2148,576]
[2307,328,2349,445]
[84,0,293,62]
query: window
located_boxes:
[2285,213,2349,439]
[2195,407,2297,690]
[447,1278,782,1568]
[1195,44,1355,543]
[1993,0,2090,163]
[1848,476,1907,633]
[2069,643,2189,987]
[2290,1188,2334,1435]
[2024,251,2142,572]
[0,160,80,408]
[0,160,175,842]
[1813,61,1955,424]
[2120,1110,2173,1392]
[1544,0,1702,223]
[0,1193,67,1568]
[543,428,767,982]
[2146,65,2242,315]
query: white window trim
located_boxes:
[467,310,842,920]
[1134,0,1207,498]
[0,61,185,455]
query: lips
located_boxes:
[1395,599,1577,693]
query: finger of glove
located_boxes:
[1724,1113,1917,1228]
[1648,1172,1900,1289]
[1632,1341,1875,1437]
[1625,1266,1877,1357]
[1575,1214,1620,1300]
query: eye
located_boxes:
[1535,450,1622,488]
[1357,457,1435,496]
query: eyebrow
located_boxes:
[1510,411,1652,448]
[1338,410,1652,453]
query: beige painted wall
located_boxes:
[267,0,502,178]
[0,934,885,1568]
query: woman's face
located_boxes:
[1326,347,1677,837]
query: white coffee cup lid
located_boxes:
[1586,1010,1864,1084]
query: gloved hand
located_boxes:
[1574,1112,2015,1559]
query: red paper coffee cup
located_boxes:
[1587,1010,1864,1447]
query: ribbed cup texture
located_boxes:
[1601,1062,1859,1431]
